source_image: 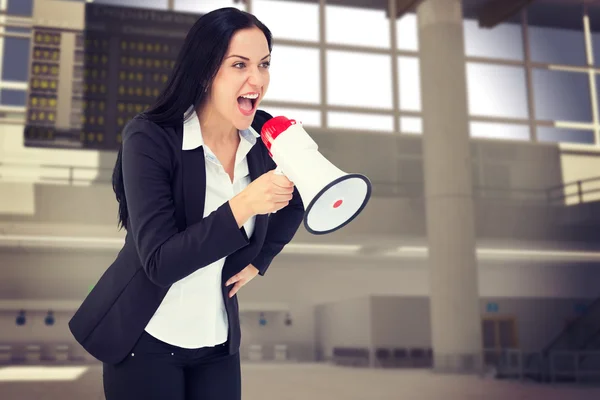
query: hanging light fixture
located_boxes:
[16,310,26,326]
[284,312,292,327]
[45,310,55,326]
[259,312,267,326]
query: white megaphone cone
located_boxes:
[261,116,372,235]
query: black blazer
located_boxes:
[68,109,304,364]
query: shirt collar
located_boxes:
[182,105,260,151]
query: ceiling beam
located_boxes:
[478,0,535,28]
[386,0,426,19]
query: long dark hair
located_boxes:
[112,7,272,230]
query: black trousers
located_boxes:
[102,331,241,400]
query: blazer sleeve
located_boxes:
[121,119,250,287]
[251,131,305,276]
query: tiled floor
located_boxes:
[0,362,599,400]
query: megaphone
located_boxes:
[261,116,372,235]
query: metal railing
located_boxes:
[483,348,600,384]
[1,160,600,206]
[546,176,600,205]
[542,296,600,356]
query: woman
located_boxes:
[68,7,304,400]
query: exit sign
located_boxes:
[486,302,499,313]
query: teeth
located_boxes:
[241,93,259,99]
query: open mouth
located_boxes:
[237,93,259,116]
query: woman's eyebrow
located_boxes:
[226,54,271,61]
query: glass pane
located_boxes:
[253,0,318,42]
[396,13,418,51]
[7,0,33,16]
[5,27,33,34]
[470,122,530,141]
[95,0,168,10]
[527,3,586,66]
[175,0,243,14]
[326,5,389,48]
[263,107,321,128]
[591,7,600,66]
[529,27,586,66]
[466,63,528,119]
[538,127,595,145]
[0,89,27,106]
[463,19,523,61]
[400,116,422,134]
[533,69,591,122]
[327,50,392,109]
[1,37,30,82]
[328,112,393,133]
[592,32,600,66]
[263,45,320,104]
[398,57,420,111]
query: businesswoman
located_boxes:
[68,7,304,400]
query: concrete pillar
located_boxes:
[416,0,483,373]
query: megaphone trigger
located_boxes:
[260,115,372,234]
[271,165,285,214]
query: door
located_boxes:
[482,317,518,365]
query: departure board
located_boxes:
[24,1,199,151]
[24,29,64,146]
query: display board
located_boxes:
[24,1,198,151]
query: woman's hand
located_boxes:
[226,264,260,298]
[229,170,294,227]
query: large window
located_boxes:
[327,50,392,110]
[262,45,320,105]
[1,0,600,149]
[252,2,420,135]
[326,5,390,49]
[462,1,599,146]
[253,0,319,42]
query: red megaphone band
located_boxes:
[260,116,297,151]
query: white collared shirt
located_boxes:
[144,106,260,348]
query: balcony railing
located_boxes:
[1,161,600,206]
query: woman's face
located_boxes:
[206,26,271,131]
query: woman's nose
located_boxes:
[247,67,263,87]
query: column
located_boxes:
[416,0,482,373]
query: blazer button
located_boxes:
[131,353,134,356]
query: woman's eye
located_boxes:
[233,62,246,69]
[261,62,271,69]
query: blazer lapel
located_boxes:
[182,145,207,227]
[181,131,268,240]
[246,143,268,244]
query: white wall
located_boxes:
[315,297,372,360]
[369,295,592,353]
[0,247,599,360]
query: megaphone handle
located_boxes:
[272,165,284,214]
